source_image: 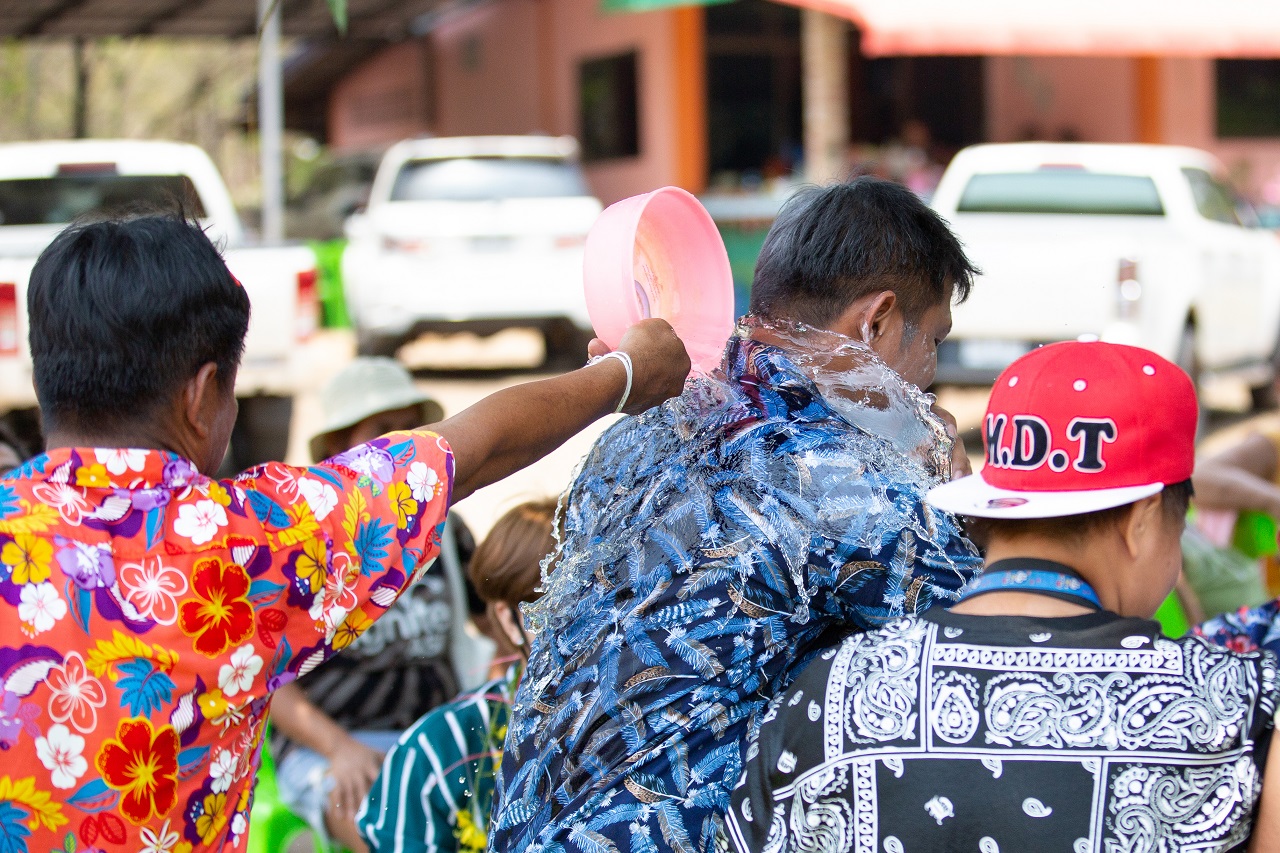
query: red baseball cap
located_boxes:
[927,341,1197,519]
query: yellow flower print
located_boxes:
[294,537,328,595]
[204,481,232,507]
[195,791,229,844]
[74,464,110,489]
[197,689,231,721]
[3,533,53,584]
[332,609,373,651]
[388,482,418,530]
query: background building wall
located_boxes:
[546,0,683,203]
[433,0,544,137]
[984,56,1136,144]
[328,39,433,150]
[1163,58,1280,204]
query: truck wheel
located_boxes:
[543,319,592,368]
[218,395,294,476]
[1250,378,1278,412]
[1250,337,1280,411]
[356,328,403,358]
[1174,324,1208,436]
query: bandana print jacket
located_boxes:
[0,432,451,853]
[492,336,981,853]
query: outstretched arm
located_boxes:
[1251,734,1280,852]
[436,319,689,502]
[1194,432,1280,518]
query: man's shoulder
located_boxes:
[789,618,932,690]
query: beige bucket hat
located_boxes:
[309,357,446,461]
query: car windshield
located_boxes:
[957,171,1165,215]
[0,174,206,226]
[390,157,591,202]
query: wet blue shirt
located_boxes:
[491,331,982,853]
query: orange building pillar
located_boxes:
[672,6,708,193]
[1134,56,1163,143]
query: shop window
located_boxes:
[1217,60,1280,138]
[706,0,802,184]
[580,52,640,161]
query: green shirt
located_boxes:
[356,669,515,853]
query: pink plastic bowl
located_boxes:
[583,186,735,375]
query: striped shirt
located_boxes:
[356,669,516,853]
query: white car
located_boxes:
[930,143,1280,404]
[343,136,603,361]
[0,139,321,467]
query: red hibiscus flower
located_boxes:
[94,717,180,825]
[178,558,254,658]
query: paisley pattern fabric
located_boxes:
[726,609,1280,853]
[492,331,981,853]
[0,433,451,853]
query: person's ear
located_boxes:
[493,600,525,649]
[865,291,900,343]
[183,362,222,440]
[830,290,898,344]
[1120,494,1163,560]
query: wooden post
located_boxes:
[672,6,708,193]
[802,10,849,184]
[1134,56,1163,144]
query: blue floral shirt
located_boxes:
[491,330,981,853]
[1197,599,1280,656]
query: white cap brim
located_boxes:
[927,474,1165,519]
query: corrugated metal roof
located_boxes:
[0,0,441,38]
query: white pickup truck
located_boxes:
[0,140,319,467]
[931,143,1280,403]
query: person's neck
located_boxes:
[46,423,185,459]
[949,538,1111,618]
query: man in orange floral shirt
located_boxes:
[0,213,688,853]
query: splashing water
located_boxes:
[531,315,962,633]
[499,315,980,853]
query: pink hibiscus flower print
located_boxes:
[45,651,108,733]
[119,556,188,626]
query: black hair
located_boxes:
[28,213,250,433]
[748,176,978,327]
[965,479,1194,548]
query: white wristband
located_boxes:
[588,350,633,413]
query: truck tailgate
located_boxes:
[948,214,1189,342]
[224,245,314,364]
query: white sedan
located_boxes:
[343,135,603,363]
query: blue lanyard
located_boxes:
[957,559,1102,611]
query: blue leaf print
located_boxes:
[0,486,19,520]
[116,658,175,717]
[65,779,119,814]
[144,509,164,550]
[0,802,30,853]
[387,439,416,465]
[66,583,91,634]
[246,491,290,528]
[247,579,286,607]
[178,746,211,781]
[568,825,618,853]
[354,517,393,576]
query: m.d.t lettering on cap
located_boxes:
[928,341,1197,519]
